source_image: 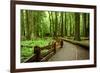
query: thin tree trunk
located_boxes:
[83,13,87,37]
[48,12,52,36]
[25,10,31,40]
[65,12,67,36]
[61,12,64,37]
[55,12,58,37]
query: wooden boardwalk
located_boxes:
[48,41,89,61]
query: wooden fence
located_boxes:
[24,39,63,62]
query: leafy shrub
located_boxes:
[21,38,52,62]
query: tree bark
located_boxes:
[74,13,80,41]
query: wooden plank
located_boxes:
[41,45,52,50]
[40,52,55,62]
[23,54,36,63]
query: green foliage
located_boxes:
[21,38,52,62]
[21,38,52,47]
[21,47,33,62]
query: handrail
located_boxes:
[24,39,63,62]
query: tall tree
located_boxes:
[55,12,58,37]
[21,10,25,40]
[48,11,52,36]
[64,12,67,36]
[69,13,72,36]
[82,13,87,37]
[51,12,55,37]
[61,12,64,37]
[86,13,90,37]
[74,13,80,41]
[25,10,31,40]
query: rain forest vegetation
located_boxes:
[20,10,90,62]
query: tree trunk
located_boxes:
[83,13,87,37]
[61,12,64,37]
[74,13,80,41]
[65,12,67,36]
[55,12,58,37]
[48,12,52,36]
[25,10,31,40]
[86,13,90,37]
[21,10,25,40]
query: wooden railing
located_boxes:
[62,38,89,48]
[24,39,63,62]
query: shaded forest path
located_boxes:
[48,41,89,61]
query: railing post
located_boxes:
[60,39,63,48]
[53,42,56,53]
[34,46,41,62]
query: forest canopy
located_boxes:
[20,10,90,41]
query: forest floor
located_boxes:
[48,41,89,61]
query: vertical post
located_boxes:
[53,42,56,53]
[34,46,41,62]
[60,39,63,48]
